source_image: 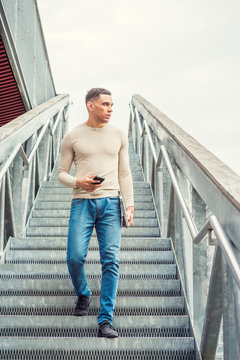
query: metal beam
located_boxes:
[200,246,223,359]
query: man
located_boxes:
[58,88,134,338]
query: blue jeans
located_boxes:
[66,197,121,324]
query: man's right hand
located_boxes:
[75,175,102,192]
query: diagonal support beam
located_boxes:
[200,246,222,360]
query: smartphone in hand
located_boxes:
[93,176,105,184]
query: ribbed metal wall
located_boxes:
[0,35,26,126]
[0,0,56,109]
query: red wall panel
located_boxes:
[0,35,26,127]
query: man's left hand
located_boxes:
[127,206,134,227]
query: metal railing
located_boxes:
[0,94,70,257]
[129,95,240,360]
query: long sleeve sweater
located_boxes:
[57,122,134,208]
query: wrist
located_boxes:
[76,178,82,188]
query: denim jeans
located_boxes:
[66,197,121,324]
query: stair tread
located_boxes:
[34,202,155,211]
[5,250,174,262]
[0,263,177,275]
[25,228,161,237]
[0,279,181,292]
[0,296,185,308]
[0,314,189,327]
[0,337,195,351]
[42,181,151,188]
[9,237,170,250]
[32,209,156,218]
[37,194,152,202]
[28,218,158,227]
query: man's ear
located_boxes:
[87,101,94,112]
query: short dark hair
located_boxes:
[85,88,111,105]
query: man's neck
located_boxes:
[85,118,108,128]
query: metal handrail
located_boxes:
[26,118,51,167]
[132,103,240,290]
[0,107,64,176]
[194,215,240,288]
[0,143,22,184]
[0,95,69,254]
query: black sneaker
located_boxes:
[97,320,119,338]
[73,296,91,316]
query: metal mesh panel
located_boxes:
[0,327,189,337]
[6,260,174,265]
[12,246,171,251]
[0,289,180,297]
[0,306,184,316]
[0,274,176,280]
[0,349,195,360]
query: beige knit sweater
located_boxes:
[57,123,134,208]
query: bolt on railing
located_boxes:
[129,95,240,360]
[0,94,70,258]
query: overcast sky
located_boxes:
[38,0,240,175]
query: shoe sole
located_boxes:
[97,332,119,338]
[73,310,89,316]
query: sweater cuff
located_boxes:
[72,177,78,188]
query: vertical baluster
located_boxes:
[12,151,24,235]
[192,187,208,343]
[176,167,193,315]
[143,130,149,182]
[0,176,6,257]
[21,135,34,235]
[200,246,223,359]
[6,170,16,239]
[160,156,171,238]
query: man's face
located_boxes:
[88,94,113,123]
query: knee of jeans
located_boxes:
[66,252,86,265]
[101,255,119,269]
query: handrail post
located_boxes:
[0,176,6,256]
[192,188,209,344]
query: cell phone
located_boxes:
[93,176,105,184]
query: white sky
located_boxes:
[38,0,240,175]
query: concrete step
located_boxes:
[28,217,158,228]
[39,186,151,195]
[0,295,185,316]
[26,226,161,237]
[4,250,174,264]
[41,180,150,188]
[0,263,177,277]
[36,193,152,202]
[51,173,144,181]
[51,167,143,175]
[32,208,156,218]
[34,201,155,210]
[0,337,195,354]
[9,237,170,250]
[0,315,190,335]
[52,163,143,173]
[0,278,181,295]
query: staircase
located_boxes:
[0,139,198,359]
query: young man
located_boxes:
[58,88,134,338]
